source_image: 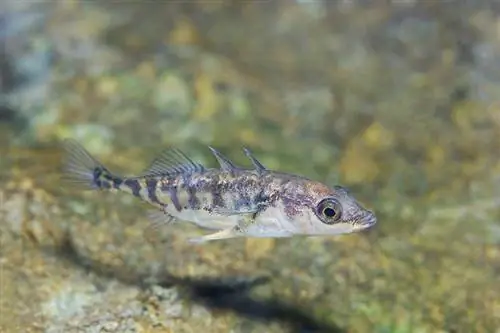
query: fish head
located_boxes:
[284,182,377,236]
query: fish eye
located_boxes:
[315,197,342,224]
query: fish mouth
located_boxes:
[361,212,377,228]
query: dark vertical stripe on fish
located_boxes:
[206,174,224,209]
[92,167,105,189]
[97,171,114,190]
[102,172,121,190]
[112,177,123,189]
[92,167,103,182]
[94,179,103,188]
[169,187,182,212]
[211,187,224,209]
[146,178,160,205]
[100,181,112,189]
[124,179,141,198]
[187,186,200,210]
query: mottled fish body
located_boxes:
[62,139,377,244]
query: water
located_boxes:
[1,2,499,332]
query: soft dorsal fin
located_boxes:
[139,148,205,177]
[208,146,238,172]
[242,147,266,173]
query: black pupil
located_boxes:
[323,207,336,217]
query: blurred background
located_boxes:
[1,1,500,332]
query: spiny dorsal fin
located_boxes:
[208,146,238,172]
[140,148,205,177]
[242,147,266,173]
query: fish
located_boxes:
[61,139,377,244]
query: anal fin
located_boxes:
[143,209,178,245]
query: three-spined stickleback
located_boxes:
[61,139,376,244]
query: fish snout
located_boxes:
[362,211,377,227]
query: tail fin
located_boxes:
[61,139,116,190]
